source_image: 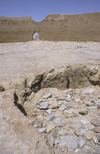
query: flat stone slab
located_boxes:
[91,119,100,127]
[59,135,79,151]
[52,117,68,127]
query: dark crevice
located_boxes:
[22,89,32,103]
[67,78,69,89]
[31,74,43,93]
[89,80,100,86]
[0,85,5,92]
[14,92,27,116]
[23,79,27,88]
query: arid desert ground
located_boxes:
[0,41,100,154]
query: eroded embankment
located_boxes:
[1,62,100,116]
[13,63,100,99]
[1,63,100,93]
[11,63,100,154]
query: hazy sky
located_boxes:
[0,0,100,21]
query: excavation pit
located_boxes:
[0,41,100,153]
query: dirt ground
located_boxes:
[0,41,100,154]
[0,41,100,88]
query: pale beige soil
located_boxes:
[0,41,100,88]
[0,41,100,154]
[0,90,51,154]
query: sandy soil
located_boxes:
[0,41,100,154]
[0,41,100,84]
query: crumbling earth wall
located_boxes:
[0,12,100,42]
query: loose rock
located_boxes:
[46,121,55,133]
[47,132,55,147]
[97,135,100,143]
[38,127,46,133]
[34,140,39,148]
[92,135,98,144]
[85,131,92,140]
[49,103,59,109]
[79,109,88,115]
[57,129,67,136]
[84,101,91,106]
[96,99,100,108]
[40,102,48,110]
[53,117,68,127]
[91,119,100,127]
[88,124,95,131]
[80,119,89,125]
[74,129,86,136]
[43,93,52,99]
[59,135,78,151]
[94,126,100,133]
[47,114,54,121]
[78,137,86,148]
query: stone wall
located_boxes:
[0,12,100,42]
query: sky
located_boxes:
[0,0,100,22]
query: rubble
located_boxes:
[12,85,100,153]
